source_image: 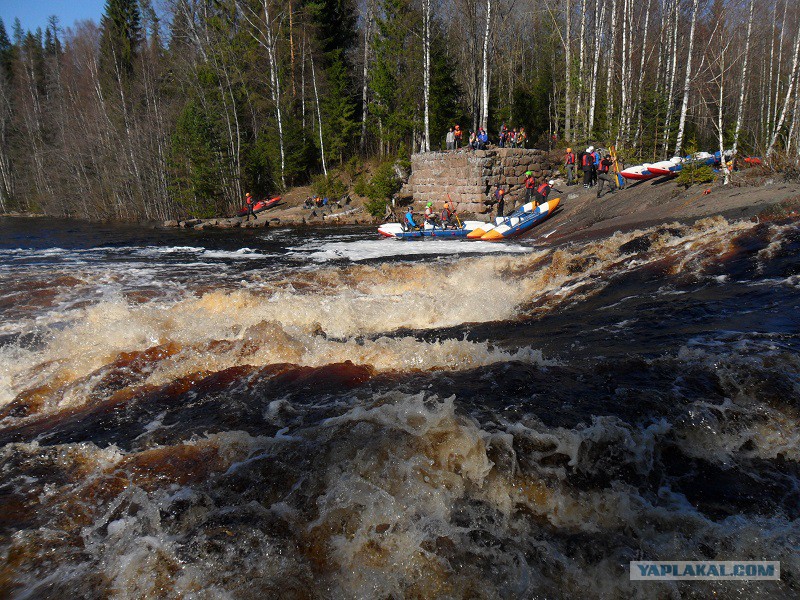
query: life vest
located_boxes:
[246,196,254,205]
[536,182,550,196]
[581,153,592,168]
[598,159,610,174]
[441,208,451,221]
[565,152,575,165]
[525,176,536,189]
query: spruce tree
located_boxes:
[98,0,141,83]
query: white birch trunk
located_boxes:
[771,0,789,138]
[262,1,285,187]
[674,0,700,156]
[310,50,328,176]
[480,0,492,130]
[587,0,605,137]
[717,44,730,185]
[360,0,372,152]
[422,0,431,152]
[578,0,586,139]
[767,25,800,157]
[618,0,629,143]
[565,0,572,141]
[605,0,618,138]
[632,0,652,148]
[663,0,679,156]
[732,0,754,159]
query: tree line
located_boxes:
[0,0,797,220]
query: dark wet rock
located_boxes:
[618,234,652,255]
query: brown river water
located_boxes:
[0,216,799,598]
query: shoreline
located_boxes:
[5,175,799,244]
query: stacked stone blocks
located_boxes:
[402,148,554,213]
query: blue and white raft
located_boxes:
[478,198,560,240]
[377,219,489,239]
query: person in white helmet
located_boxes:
[581,147,594,188]
[534,179,559,206]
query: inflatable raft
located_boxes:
[467,199,541,239]
[236,196,281,217]
[377,220,488,239]
[481,198,560,240]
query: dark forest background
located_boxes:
[0,0,797,220]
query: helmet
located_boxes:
[444,202,450,208]
[548,180,555,185]
[586,146,594,152]
[525,171,533,176]
[426,202,433,207]
[566,147,572,153]
[246,192,251,196]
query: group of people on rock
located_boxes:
[445,124,527,151]
[404,201,457,230]
[563,146,618,198]
[497,125,527,148]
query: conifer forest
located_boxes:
[0,0,798,220]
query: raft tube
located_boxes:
[236,196,281,217]
[378,220,489,239]
[481,198,560,240]
[467,200,540,239]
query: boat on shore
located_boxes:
[235,196,281,217]
[646,158,683,177]
[620,165,657,181]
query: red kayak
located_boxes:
[236,196,281,217]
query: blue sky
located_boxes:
[0,0,107,34]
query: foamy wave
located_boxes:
[287,238,531,262]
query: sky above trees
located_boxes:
[0,0,106,33]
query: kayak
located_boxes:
[467,199,540,239]
[481,198,560,240]
[236,196,281,217]
[620,165,657,181]
[378,220,489,239]
[647,157,683,177]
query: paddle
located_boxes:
[446,193,462,228]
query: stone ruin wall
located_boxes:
[401,148,554,214]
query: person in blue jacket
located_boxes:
[404,206,418,230]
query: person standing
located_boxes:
[596,154,616,198]
[524,171,536,205]
[446,128,455,150]
[454,125,462,149]
[493,184,506,217]
[518,127,527,148]
[581,148,594,188]
[564,147,576,186]
[244,192,256,221]
[591,147,601,186]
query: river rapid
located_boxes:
[0,216,799,599]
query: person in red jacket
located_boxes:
[244,192,255,221]
[564,147,576,186]
[581,147,594,188]
[534,180,558,206]
[524,171,536,205]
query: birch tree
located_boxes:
[674,0,700,156]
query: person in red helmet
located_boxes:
[244,192,255,221]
